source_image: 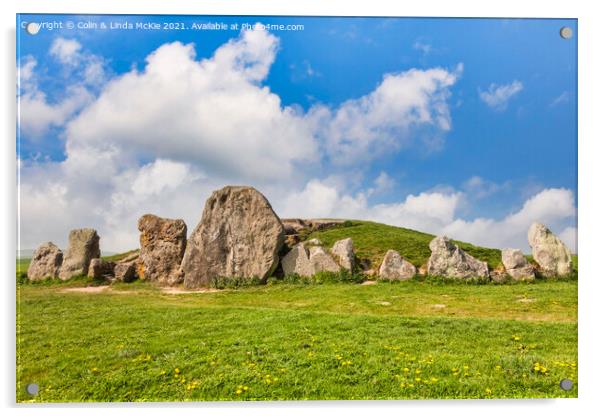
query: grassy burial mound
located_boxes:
[303,220,504,271]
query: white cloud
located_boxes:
[49,38,82,65]
[462,175,509,199]
[18,85,93,139]
[413,41,432,56]
[277,180,575,254]
[18,39,109,139]
[550,91,569,107]
[64,31,318,182]
[309,64,462,165]
[558,226,577,253]
[369,171,396,196]
[278,179,463,235]
[442,188,576,252]
[479,80,523,111]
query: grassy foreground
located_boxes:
[17,278,577,402]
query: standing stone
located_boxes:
[378,250,416,281]
[27,242,63,281]
[59,228,100,280]
[309,246,341,273]
[427,236,489,279]
[137,214,187,286]
[87,258,115,279]
[501,248,535,281]
[528,222,573,277]
[182,186,285,288]
[331,238,355,271]
[281,244,314,277]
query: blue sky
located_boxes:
[17,14,577,253]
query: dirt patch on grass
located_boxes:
[160,287,221,295]
[60,286,110,293]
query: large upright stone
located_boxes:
[501,248,535,281]
[59,228,100,280]
[379,249,416,281]
[182,186,285,288]
[137,214,187,286]
[281,243,314,277]
[427,236,489,279]
[27,242,63,281]
[331,238,355,271]
[528,222,573,277]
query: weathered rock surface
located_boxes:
[528,222,573,277]
[27,242,63,281]
[137,214,187,286]
[331,238,355,271]
[378,250,416,281]
[309,246,341,273]
[114,263,136,283]
[427,236,489,279]
[59,228,100,280]
[280,218,345,234]
[501,248,535,281]
[87,258,115,279]
[285,234,301,249]
[182,186,285,288]
[281,244,314,277]
[281,218,308,235]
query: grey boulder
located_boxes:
[427,236,489,279]
[528,222,573,277]
[331,238,355,271]
[114,263,136,283]
[27,242,63,281]
[59,228,100,280]
[87,258,115,279]
[281,244,314,277]
[309,246,341,273]
[378,250,416,281]
[501,248,535,281]
[182,186,285,288]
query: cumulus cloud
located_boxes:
[49,38,82,65]
[65,31,317,182]
[277,180,575,254]
[278,178,463,235]
[442,188,576,252]
[309,64,462,164]
[479,80,523,111]
[18,38,108,139]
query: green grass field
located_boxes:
[16,221,578,402]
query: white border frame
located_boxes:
[3,1,600,415]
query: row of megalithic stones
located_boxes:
[24,186,574,287]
